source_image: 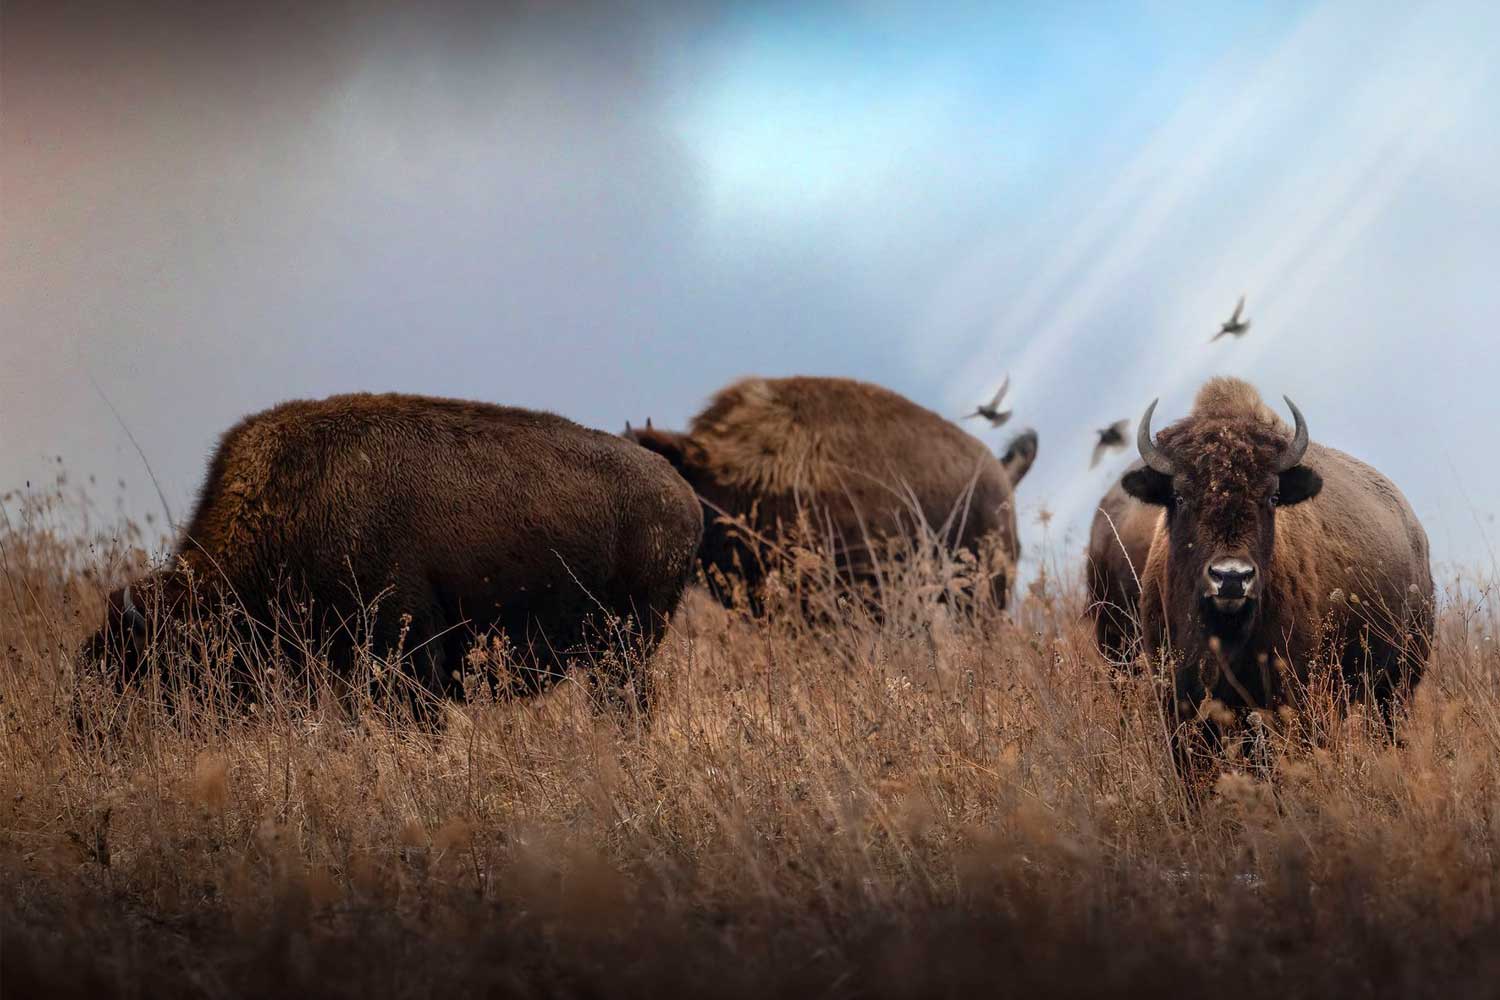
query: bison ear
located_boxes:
[1000,429,1038,486]
[1276,465,1322,507]
[1121,467,1173,507]
[630,427,692,472]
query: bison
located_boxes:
[1122,377,1433,775]
[83,393,703,719]
[1086,461,1159,661]
[624,376,1037,611]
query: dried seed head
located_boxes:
[191,752,229,810]
[399,819,428,849]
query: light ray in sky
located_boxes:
[3,0,1498,572]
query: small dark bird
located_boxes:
[963,375,1012,428]
[1090,419,1129,469]
[1211,294,1251,342]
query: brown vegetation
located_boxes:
[4,482,1500,998]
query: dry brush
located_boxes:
[3,484,1500,998]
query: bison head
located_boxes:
[1121,395,1322,643]
[82,583,151,687]
[622,419,701,475]
[623,420,756,603]
[999,429,1039,487]
[81,571,197,690]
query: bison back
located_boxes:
[181,394,701,671]
[691,376,1018,560]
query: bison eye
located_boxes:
[1269,493,1280,508]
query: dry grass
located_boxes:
[4,484,1500,998]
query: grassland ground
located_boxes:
[3,489,1500,998]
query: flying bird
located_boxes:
[1090,419,1129,469]
[963,375,1012,428]
[1211,294,1251,342]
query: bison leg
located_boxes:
[582,579,692,723]
[1093,607,1140,665]
[580,602,664,722]
[347,591,460,721]
[1356,644,1425,741]
[1168,717,1214,798]
[1163,663,1227,799]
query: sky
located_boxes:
[4,0,1499,580]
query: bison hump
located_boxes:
[1191,377,1283,427]
[690,378,836,494]
[687,376,987,497]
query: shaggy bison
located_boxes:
[625,376,1037,610]
[1086,461,1159,661]
[1122,378,1433,774]
[84,393,703,718]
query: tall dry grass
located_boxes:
[3,482,1500,998]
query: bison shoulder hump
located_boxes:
[687,376,980,496]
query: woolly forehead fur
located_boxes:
[1154,377,1299,536]
[1188,376,1284,425]
[686,376,990,495]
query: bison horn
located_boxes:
[1276,395,1310,471]
[121,585,147,633]
[1136,398,1176,476]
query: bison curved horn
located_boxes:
[121,585,147,633]
[1135,398,1176,476]
[1276,395,1310,472]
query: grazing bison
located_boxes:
[624,376,1037,610]
[84,393,703,718]
[1122,378,1433,775]
[1086,461,1160,661]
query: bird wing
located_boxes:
[961,410,982,420]
[1229,294,1245,324]
[987,374,1011,408]
[1090,441,1106,469]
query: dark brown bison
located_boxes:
[84,393,703,718]
[1086,461,1160,661]
[1122,378,1433,775]
[624,376,1037,610]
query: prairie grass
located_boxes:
[3,484,1500,998]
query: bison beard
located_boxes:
[1122,378,1433,789]
[79,393,704,723]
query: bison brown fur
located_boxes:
[625,376,1037,611]
[1086,460,1160,662]
[1121,378,1433,779]
[82,393,703,720]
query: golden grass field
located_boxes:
[4,483,1500,998]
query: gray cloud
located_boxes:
[3,1,1498,579]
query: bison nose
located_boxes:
[1206,559,1256,599]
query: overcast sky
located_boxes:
[4,1,1498,579]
